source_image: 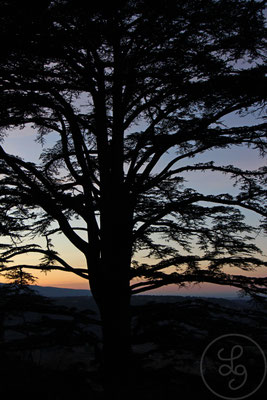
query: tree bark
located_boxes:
[91,208,134,398]
[94,119,134,396]
[100,278,132,398]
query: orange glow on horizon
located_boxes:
[1,246,266,295]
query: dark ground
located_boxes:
[0,293,266,399]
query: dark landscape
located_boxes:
[1,285,266,399]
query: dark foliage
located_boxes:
[0,0,266,298]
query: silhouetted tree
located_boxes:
[0,0,266,396]
[3,266,36,290]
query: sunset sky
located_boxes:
[1,110,266,297]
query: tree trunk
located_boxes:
[90,246,133,397]
[94,165,134,396]
[100,281,132,398]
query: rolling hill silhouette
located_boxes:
[0,283,91,297]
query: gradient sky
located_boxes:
[1,110,266,297]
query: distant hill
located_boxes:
[0,283,91,297]
[0,282,249,303]
[31,285,92,297]
[1,282,247,299]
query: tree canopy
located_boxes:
[0,0,267,302]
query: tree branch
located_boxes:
[0,264,89,279]
[131,270,267,296]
